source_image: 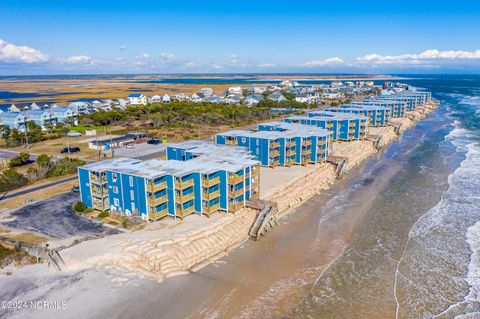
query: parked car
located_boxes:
[60,147,80,154]
[147,139,162,145]
[71,186,80,193]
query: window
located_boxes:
[114,198,119,206]
[130,190,134,199]
[129,176,133,187]
[112,173,117,182]
[113,186,118,194]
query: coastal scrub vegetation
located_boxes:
[82,102,272,128]
[0,154,85,193]
[0,121,71,147]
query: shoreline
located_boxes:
[52,100,439,282]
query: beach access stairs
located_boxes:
[366,134,382,149]
[246,199,279,240]
[0,236,65,271]
[326,155,349,179]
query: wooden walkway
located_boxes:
[246,200,279,240]
[326,155,349,179]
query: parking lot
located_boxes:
[1,192,119,239]
[113,142,169,160]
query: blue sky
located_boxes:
[1,0,480,74]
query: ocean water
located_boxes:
[294,75,480,318]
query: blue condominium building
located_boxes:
[326,104,391,127]
[78,146,260,221]
[215,122,332,167]
[352,100,406,118]
[306,111,369,141]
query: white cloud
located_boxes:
[357,49,480,65]
[182,62,197,68]
[159,52,177,62]
[134,53,150,66]
[303,57,344,67]
[62,55,93,64]
[119,45,127,51]
[211,63,222,69]
[228,54,238,65]
[0,38,49,64]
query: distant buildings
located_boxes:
[128,93,147,106]
[267,91,286,102]
[201,87,213,96]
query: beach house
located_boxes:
[128,93,147,106]
[244,94,264,107]
[50,106,77,125]
[23,109,53,130]
[267,91,286,102]
[0,111,27,131]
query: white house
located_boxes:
[172,93,190,101]
[128,93,147,106]
[295,93,309,103]
[200,87,213,96]
[191,93,205,102]
[244,94,264,107]
[150,95,162,103]
[267,91,286,102]
[228,86,243,95]
[162,94,171,103]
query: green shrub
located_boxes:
[72,202,89,213]
[97,211,109,219]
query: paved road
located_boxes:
[1,192,119,239]
[0,149,40,160]
[0,175,78,201]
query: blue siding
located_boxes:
[78,168,92,207]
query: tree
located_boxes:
[19,152,30,162]
[36,154,51,167]
[1,126,10,140]
[0,168,28,192]
[25,121,43,143]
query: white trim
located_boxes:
[144,178,148,218]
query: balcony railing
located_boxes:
[177,192,195,203]
[175,179,194,189]
[204,189,220,199]
[149,181,167,192]
[203,203,221,215]
[202,176,220,187]
[228,174,243,184]
[148,194,168,205]
[148,207,169,221]
[177,205,195,218]
[270,141,280,148]
[228,188,243,198]
[270,150,280,157]
[90,175,107,185]
[225,139,237,146]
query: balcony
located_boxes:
[204,189,220,199]
[149,181,167,192]
[148,207,169,221]
[225,139,237,146]
[228,188,243,198]
[177,205,195,219]
[148,194,168,206]
[303,140,312,147]
[175,178,194,189]
[177,192,195,203]
[202,176,220,187]
[228,174,243,184]
[203,203,221,216]
[91,187,108,197]
[270,141,280,148]
[90,175,107,185]
[92,200,108,211]
[270,150,280,157]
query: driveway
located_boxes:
[0,192,119,239]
